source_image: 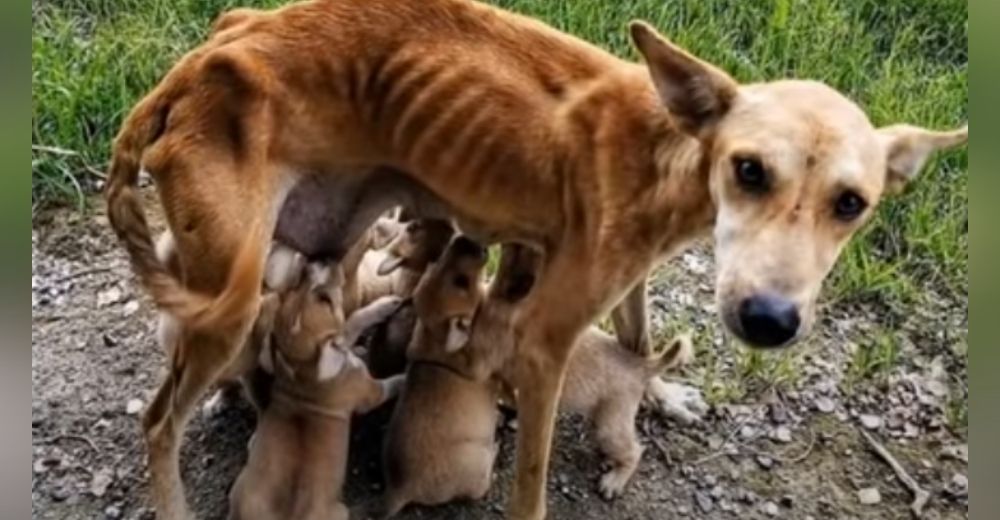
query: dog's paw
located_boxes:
[598,468,630,501]
[370,295,404,319]
[646,378,708,425]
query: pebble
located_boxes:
[694,491,714,513]
[814,396,835,413]
[771,426,792,443]
[755,454,774,470]
[860,414,883,430]
[123,300,140,316]
[50,485,72,502]
[90,467,114,497]
[104,504,122,519]
[125,399,144,415]
[948,473,968,497]
[710,485,724,499]
[780,495,794,508]
[762,501,779,516]
[857,487,881,505]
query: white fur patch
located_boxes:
[317,344,347,381]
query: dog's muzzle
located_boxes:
[733,293,800,348]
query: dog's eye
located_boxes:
[833,190,867,221]
[733,157,769,194]
[453,274,470,290]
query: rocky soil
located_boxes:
[32,199,968,520]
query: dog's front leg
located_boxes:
[508,326,576,520]
[610,272,651,357]
[338,296,403,348]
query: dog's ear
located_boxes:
[879,124,968,194]
[377,253,406,276]
[629,20,738,136]
[317,343,347,381]
[371,219,400,249]
[445,317,472,353]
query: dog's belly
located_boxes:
[274,167,545,260]
[274,167,452,260]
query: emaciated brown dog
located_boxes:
[104,0,968,518]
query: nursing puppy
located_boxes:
[380,236,504,518]
[357,219,454,377]
[487,246,699,499]
[228,262,403,520]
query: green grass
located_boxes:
[842,328,902,391]
[32,0,968,305]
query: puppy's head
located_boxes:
[261,262,355,382]
[377,219,455,275]
[630,21,968,349]
[412,236,488,352]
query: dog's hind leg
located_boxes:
[593,398,643,500]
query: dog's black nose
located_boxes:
[737,294,800,348]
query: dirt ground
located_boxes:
[31,200,969,520]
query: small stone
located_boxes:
[704,474,718,487]
[769,403,789,424]
[677,505,690,516]
[860,414,883,430]
[814,396,835,413]
[694,491,714,513]
[50,485,72,502]
[102,334,118,348]
[857,487,881,505]
[948,473,968,497]
[739,425,756,439]
[98,287,123,307]
[126,399,144,415]
[104,504,123,519]
[762,501,779,516]
[710,485,724,499]
[507,418,518,431]
[755,454,774,470]
[940,444,968,463]
[780,495,794,508]
[90,467,114,497]
[123,300,140,316]
[771,426,792,443]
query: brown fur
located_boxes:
[105,1,968,517]
[229,261,403,520]
[381,237,499,517]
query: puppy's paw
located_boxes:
[646,378,708,424]
[598,468,630,501]
[369,295,404,319]
[201,389,230,419]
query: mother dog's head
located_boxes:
[631,22,967,349]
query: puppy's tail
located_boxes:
[644,333,694,376]
[104,88,265,332]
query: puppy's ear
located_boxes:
[445,317,472,353]
[317,343,347,381]
[377,254,406,276]
[629,20,738,135]
[879,124,968,194]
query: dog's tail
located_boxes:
[104,88,265,332]
[644,333,694,376]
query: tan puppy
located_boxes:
[381,236,502,518]
[105,1,968,516]
[484,246,699,499]
[354,218,454,308]
[229,261,403,520]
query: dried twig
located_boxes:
[55,265,113,284]
[641,417,673,466]
[859,428,930,518]
[745,427,817,464]
[694,406,763,465]
[44,434,99,454]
